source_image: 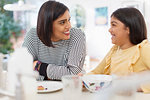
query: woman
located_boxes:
[87,8,150,93]
[22,0,86,80]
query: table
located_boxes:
[24,89,150,100]
[1,76,150,100]
[22,78,150,100]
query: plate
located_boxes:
[37,81,63,93]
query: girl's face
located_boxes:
[109,16,131,49]
[51,10,71,42]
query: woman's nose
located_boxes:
[66,21,71,29]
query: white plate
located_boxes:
[37,81,63,93]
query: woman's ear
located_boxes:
[126,27,130,35]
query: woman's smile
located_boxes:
[64,30,70,36]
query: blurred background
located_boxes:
[0,0,150,72]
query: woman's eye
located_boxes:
[60,21,65,24]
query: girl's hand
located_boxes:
[137,88,143,92]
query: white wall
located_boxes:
[60,0,113,58]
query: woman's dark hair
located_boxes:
[111,7,147,45]
[37,0,69,47]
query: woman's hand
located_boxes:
[77,73,84,76]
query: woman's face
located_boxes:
[109,16,130,47]
[52,10,71,42]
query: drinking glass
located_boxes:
[62,75,82,100]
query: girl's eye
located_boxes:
[111,24,116,27]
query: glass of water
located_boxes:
[62,75,82,100]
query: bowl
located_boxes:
[82,74,112,92]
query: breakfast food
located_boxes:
[37,86,44,90]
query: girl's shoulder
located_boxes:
[139,40,150,55]
[139,40,150,49]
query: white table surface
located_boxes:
[24,89,150,100]
[22,79,150,100]
[1,76,150,100]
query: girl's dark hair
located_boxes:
[37,0,69,47]
[111,7,147,45]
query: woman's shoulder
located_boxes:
[25,28,36,36]
[28,27,36,34]
[25,28,38,38]
[69,27,85,42]
[23,28,40,44]
[70,27,85,37]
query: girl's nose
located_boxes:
[108,27,112,33]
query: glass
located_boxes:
[112,92,135,100]
[111,78,136,100]
[36,75,44,81]
[62,75,82,100]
